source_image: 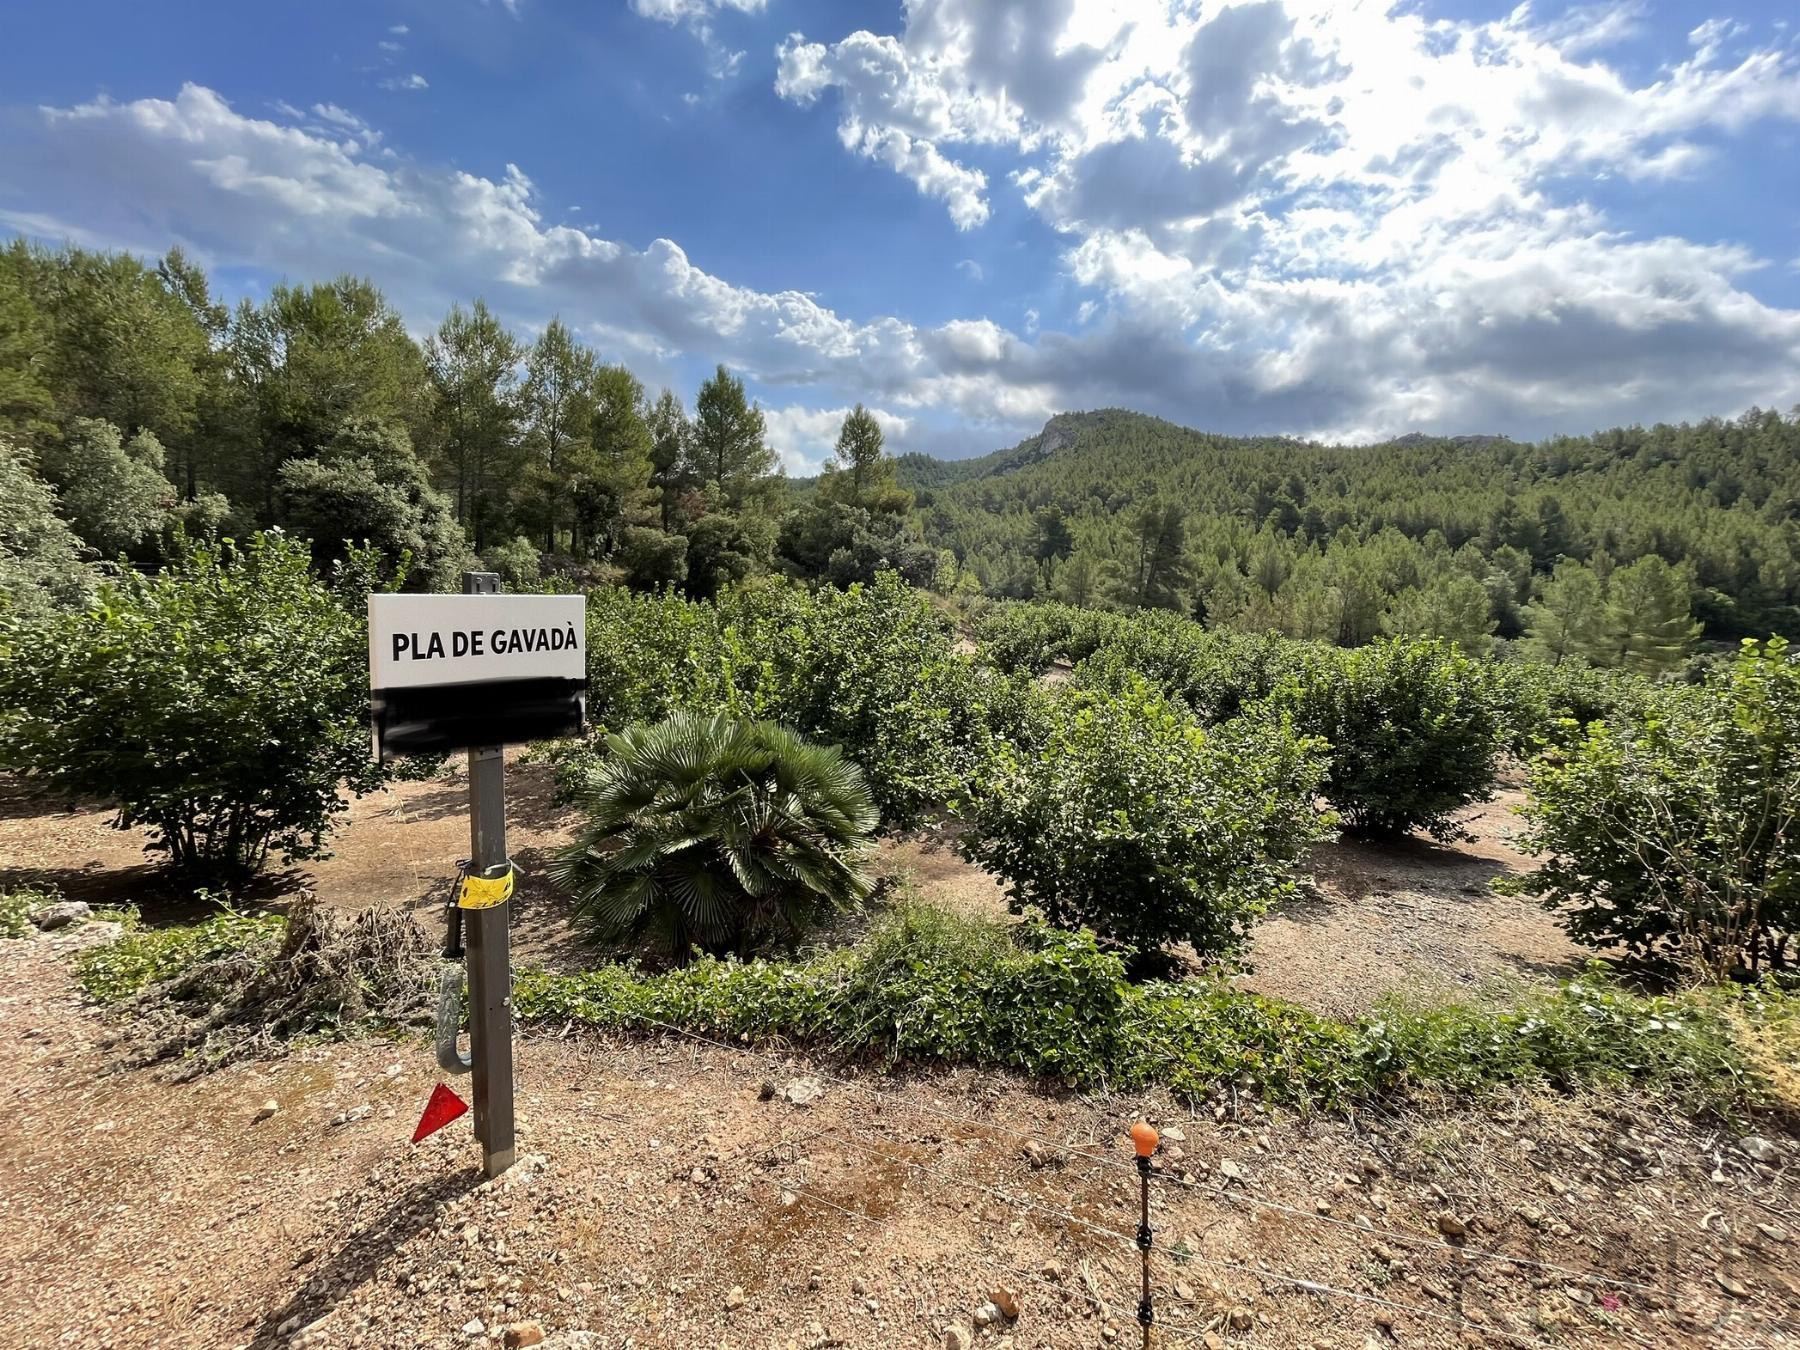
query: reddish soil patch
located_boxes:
[3,927,1796,1348]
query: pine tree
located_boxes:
[1031,505,1073,563]
[833,404,885,504]
[518,318,597,554]
[1520,561,1608,665]
[646,388,695,526]
[423,300,523,551]
[1607,555,1701,675]
[692,365,772,507]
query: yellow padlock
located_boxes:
[457,862,515,910]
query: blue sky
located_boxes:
[2,0,1798,470]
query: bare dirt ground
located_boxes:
[3,773,1797,1346]
[2,762,1575,1018]
[1242,792,1585,1019]
[2,925,1797,1350]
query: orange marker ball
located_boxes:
[1129,1120,1159,1158]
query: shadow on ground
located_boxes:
[245,1167,483,1348]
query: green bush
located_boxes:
[74,904,284,1002]
[0,533,389,881]
[90,900,1798,1113]
[577,573,997,826]
[1508,639,1800,975]
[1486,658,1653,756]
[551,712,878,960]
[1266,637,1499,839]
[509,905,1797,1115]
[0,884,60,938]
[958,677,1331,957]
[835,905,1130,1077]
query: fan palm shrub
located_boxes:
[552,712,878,961]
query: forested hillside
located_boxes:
[905,408,1800,666]
[3,238,1795,675]
[0,241,933,619]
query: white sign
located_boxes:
[368,593,586,690]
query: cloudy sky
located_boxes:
[2,1,1797,471]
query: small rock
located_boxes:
[1436,1211,1468,1240]
[942,1326,972,1350]
[461,1319,485,1337]
[782,1078,824,1108]
[1737,1135,1777,1164]
[30,900,91,931]
[1227,1307,1253,1332]
[725,1285,746,1311]
[254,1099,280,1123]
[991,1285,1021,1319]
[1162,1126,1186,1143]
[973,1301,1001,1327]
[1716,1272,1750,1299]
[1756,1222,1790,1244]
[503,1323,546,1348]
[851,1277,869,1296]
[1022,1140,1048,1168]
[1218,1159,1243,1180]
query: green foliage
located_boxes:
[1520,560,1609,666]
[552,712,878,959]
[0,534,389,881]
[1268,637,1500,839]
[777,498,939,589]
[276,416,474,590]
[1484,657,1652,756]
[0,436,96,618]
[905,407,1800,645]
[483,535,543,590]
[1607,554,1702,674]
[35,417,176,561]
[960,678,1331,956]
[0,884,62,939]
[692,365,773,508]
[10,241,211,451]
[683,513,759,599]
[73,905,284,1003]
[835,906,1131,1076]
[1509,639,1800,974]
[0,247,56,441]
[576,573,997,825]
[1356,974,1785,1110]
[422,299,525,552]
[511,904,1797,1114]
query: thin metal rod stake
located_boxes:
[1137,1154,1154,1348]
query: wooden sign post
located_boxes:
[368,573,586,1178]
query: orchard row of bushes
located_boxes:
[4,535,1794,975]
[566,583,1513,959]
[970,600,1800,974]
[974,597,1651,756]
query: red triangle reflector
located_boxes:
[412,1083,469,1143]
